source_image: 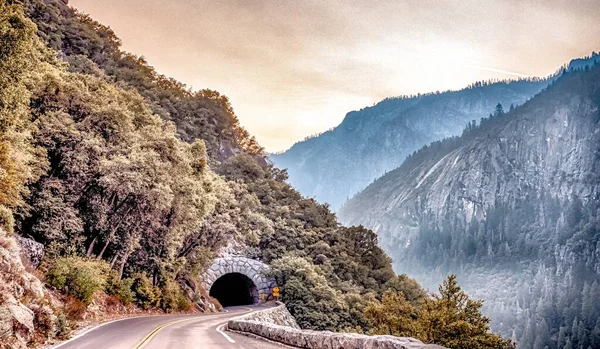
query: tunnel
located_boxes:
[209,272,259,306]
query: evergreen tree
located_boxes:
[533,319,550,349]
[494,103,504,116]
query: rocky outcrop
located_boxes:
[202,256,275,300]
[228,303,445,349]
[17,236,44,268]
[0,230,54,348]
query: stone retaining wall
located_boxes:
[237,303,300,329]
[227,303,446,349]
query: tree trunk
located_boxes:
[110,253,119,268]
[98,239,111,259]
[118,251,130,279]
[86,237,97,257]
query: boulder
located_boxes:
[17,236,44,268]
[0,297,35,347]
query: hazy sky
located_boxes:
[69,0,600,152]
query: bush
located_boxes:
[131,273,161,309]
[0,205,14,234]
[54,314,71,339]
[46,257,110,305]
[105,270,134,305]
[160,279,191,312]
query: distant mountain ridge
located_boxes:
[339,55,600,348]
[271,76,551,210]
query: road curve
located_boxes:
[53,305,284,349]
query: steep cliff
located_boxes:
[339,60,600,347]
[271,79,549,210]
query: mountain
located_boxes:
[271,78,551,210]
[339,56,600,348]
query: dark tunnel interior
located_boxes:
[209,272,258,307]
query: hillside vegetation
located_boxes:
[1,1,514,347]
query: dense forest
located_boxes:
[341,58,600,349]
[0,1,518,348]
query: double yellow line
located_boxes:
[133,317,196,349]
[132,307,255,349]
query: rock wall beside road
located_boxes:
[0,231,54,348]
[228,303,445,349]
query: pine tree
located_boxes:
[533,319,550,349]
[494,103,504,116]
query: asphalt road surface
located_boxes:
[53,305,285,349]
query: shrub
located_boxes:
[46,257,110,305]
[31,304,54,344]
[54,314,71,339]
[160,279,190,312]
[105,270,134,305]
[64,298,87,319]
[0,205,14,234]
[131,273,161,309]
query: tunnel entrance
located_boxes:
[209,272,258,307]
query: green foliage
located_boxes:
[54,314,71,340]
[22,0,262,160]
[269,256,347,330]
[0,1,41,213]
[365,275,515,349]
[418,275,514,349]
[46,257,110,305]
[131,273,161,310]
[0,204,14,233]
[159,279,191,312]
[364,289,418,336]
[105,271,134,305]
[383,274,426,305]
[18,58,218,284]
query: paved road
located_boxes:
[54,306,284,349]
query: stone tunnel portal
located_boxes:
[202,257,275,307]
[209,272,258,306]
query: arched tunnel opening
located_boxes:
[209,272,259,307]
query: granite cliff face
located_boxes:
[339,59,600,347]
[271,79,549,210]
[341,74,599,252]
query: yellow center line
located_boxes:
[132,307,256,349]
[132,317,198,349]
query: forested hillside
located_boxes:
[0,1,513,348]
[340,57,600,348]
[271,77,549,210]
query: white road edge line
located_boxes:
[217,323,236,343]
[216,307,256,344]
[50,314,194,349]
[50,316,139,349]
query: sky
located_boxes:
[69,0,600,152]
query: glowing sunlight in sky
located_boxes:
[69,0,600,152]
